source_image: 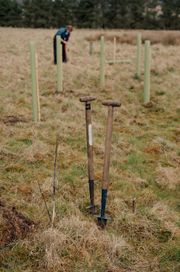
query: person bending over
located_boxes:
[53,25,73,64]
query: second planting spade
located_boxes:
[98,100,121,228]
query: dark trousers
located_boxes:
[53,36,67,64]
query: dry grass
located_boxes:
[40,216,127,271]
[0,27,180,272]
[155,166,180,190]
[86,30,180,46]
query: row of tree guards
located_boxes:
[29,33,151,228]
[29,42,41,123]
[98,34,151,104]
[29,33,151,123]
[29,36,63,122]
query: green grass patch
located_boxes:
[156,90,166,96]
[0,241,43,271]
[17,139,32,146]
[161,246,180,268]
[120,152,153,179]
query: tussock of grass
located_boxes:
[39,216,127,271]
[151,201,179,224]
[22,140,50,163]
[155,166,180,190]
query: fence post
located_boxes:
[100,36,105,88]
[30,42,40,122]
[56,36,63,93]
[89,41,93,55]
[113,37,117,63]
[144,40,151,104]
[135,33,142,79]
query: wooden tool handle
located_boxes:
[102,100,121,107]
[80,96,96,103]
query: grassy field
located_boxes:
[0,28,180,272]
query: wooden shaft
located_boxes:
[132,198,136,213]
[113,37,116,63]
[89,41,93,55]
[85,103,94,181]
[102,106,114,190]
[136,33,142,79]
[30,42,39,122]
[144,40,151,103]
[56,36,63,93]
[100,36,105,88]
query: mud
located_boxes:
[0,201,35,246]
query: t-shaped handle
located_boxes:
[80,96,96,103]
[102,100,121,107]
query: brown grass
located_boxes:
[155,166,180,190]
[0,27,179,272]
[40,216,127,271]
[86,30,180,46]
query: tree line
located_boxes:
[0,0,180,29]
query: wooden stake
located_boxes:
[37,180,51,223]
[144,40,151,104]
[56,36,63,93]
[52,135,59,227]
[136,33,142,79]
[113,37,117,63]
[89,41,93,55]
[30,42,40,122]
[132,198,136,213]
[100,36,105,88]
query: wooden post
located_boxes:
[56,36,63,93]
[89,41,93,55]
[113,37,117,63]
[144,40,151,104]
[136,33,142,79]
[30,42,40,122]
[100,36,105,88]
[132,198,136,213]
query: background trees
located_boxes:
[0,0,179,29]
[0,0,22,26]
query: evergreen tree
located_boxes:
[9,0,22,26]
[22,0,33,27]
[143,0,161,29]
[127,0,145,29]
[0,0,12,26]
[0,0,179,29]
[23,0,53,28]
[0,0,22,26]
[161,0,180,29]
[76,0,95,28]
[105,0,126,28]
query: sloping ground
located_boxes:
[0,28,179,272]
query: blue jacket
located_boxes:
[55,27,70,41]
